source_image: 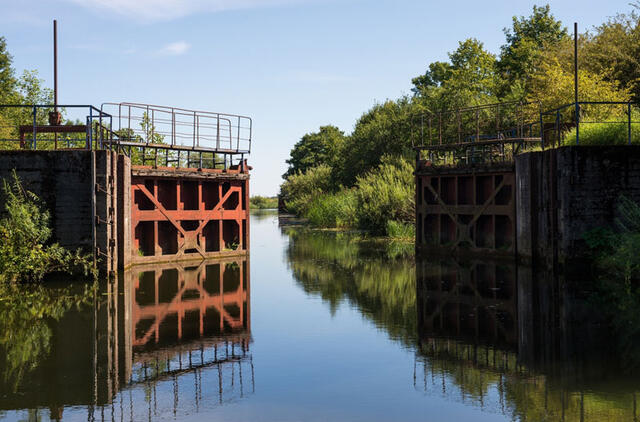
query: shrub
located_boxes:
[250,195,278,209]
[280,164,333,215]
[306,189,357,228]
[385,220,415,239]
[0,171,95,283]
[354,156,415,234]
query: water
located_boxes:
[1,209,639,421]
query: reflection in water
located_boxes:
[3,214,640,421]
[283,225,640,421]
[0,257,251,421]
[283,225,416,345]
[415,258,640,422]
[0,282,95,401]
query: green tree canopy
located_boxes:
[413,39,498,111]
[498,4,568,93]
[284,125,345,178]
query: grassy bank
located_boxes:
[250,195,278,209]
[280,155,415,238]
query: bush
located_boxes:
[354,156,415,234]
[0,171,95,283]
[280,164,333,215]
[306,189,357,228]
[563,121,640,146]
[385,220,415,239]
[250,195,278,209]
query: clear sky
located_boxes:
[0,0,635,195]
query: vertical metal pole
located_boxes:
[53,20,58,113]
[540,111,545,149]
[216,115,220,150]
[556,111,560,148]
[574,22,580,145]
[193,111,197,147]
[628,102,632,145]
[89,107,93,149]
[32,106,37,149]
[237,117,241,151]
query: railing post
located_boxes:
[146,105,150,143]
[555,111,560,148]
[88,106,93,150]
[575,102,580,145]
[216,114,220,150]
[172,108,176,146]
[237,117,240,151]
[475,108,479,142]
[99,109,103,149]
[32,105,37,149]
[193,111,197,148]
[540,112,544,150]
[628,102,632,146]
[457,110,461,143]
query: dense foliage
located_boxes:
[250,195,278,209]
[0,172,95,283]
[280,3,640,234]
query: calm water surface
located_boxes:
[1,209,639,421]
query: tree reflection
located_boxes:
[0,281,95,392]
[284,226,416,345]
[416,258,640,422]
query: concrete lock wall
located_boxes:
[515,146,640,268]
[0,150,131,274]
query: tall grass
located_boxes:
[305,189,357,228]
[280,155,416,238]
[354,155,415,234]
[563,122,640,146]
[250,195,278,209]
[279,164,333,216]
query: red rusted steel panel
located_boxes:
[416,164,516,256]
[130,163,250,264]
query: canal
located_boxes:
[1,209,639,421]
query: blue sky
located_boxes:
[0,0,635,195]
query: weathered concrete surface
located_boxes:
[0,150,131,273]
[516,146,640,269]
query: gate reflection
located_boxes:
[122,258,253,420]
[415,258,640,421]
[0,256,252,421]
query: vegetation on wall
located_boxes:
[0,171,95,283]
[280,3,640,234]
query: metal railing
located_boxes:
[412,101,543,166]
[411,101,542,148]
[541,101,640,147]
[0,104,113,150]
[0,102,253,169]
[100,102,252,154]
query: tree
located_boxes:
[337,98,415,187]
[412,39,498,112]
[283,125,345,179]
[498,4,568,95]
[0,37,17,105]
[581,4,640,101]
